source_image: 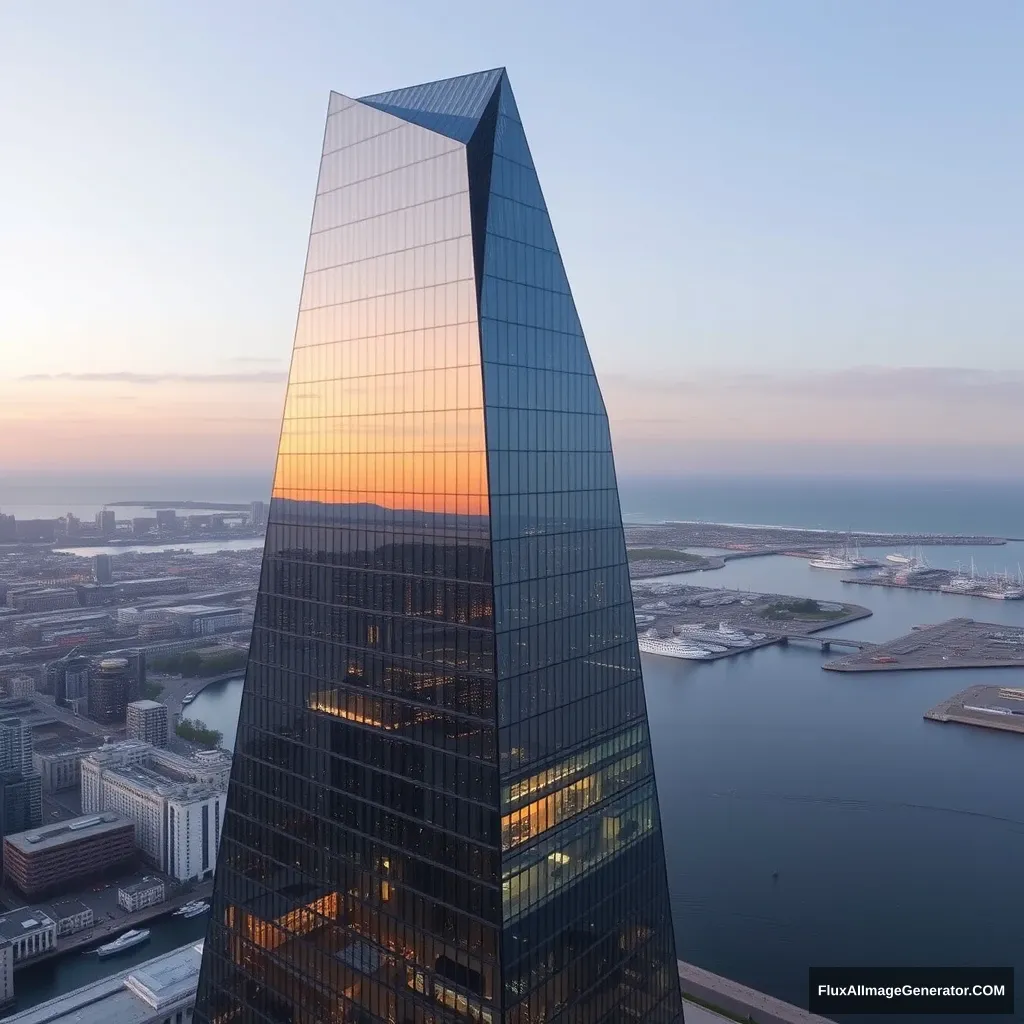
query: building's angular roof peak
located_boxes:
[359,68,508,143]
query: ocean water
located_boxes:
[3,474,1023,538]
[0,475,269,522]
[618,476,1024,537]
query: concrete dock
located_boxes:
[840,573,1023,602]
[678,961,834,1024]
[824,618,1024,673]
[925,683,1024,735]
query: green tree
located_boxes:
[175,718,223,750]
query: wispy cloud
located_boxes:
[19,370,287,384]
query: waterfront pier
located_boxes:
[925,683,1024,736]
[677,961,834,1024]
[824,618,1024,673]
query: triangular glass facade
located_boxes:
[194,69,683,1024]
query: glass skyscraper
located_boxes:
[195,69,682,1024]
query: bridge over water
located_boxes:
[779,633,878,652]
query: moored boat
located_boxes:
[638,636,714,661]
[96,928,150,959]
[809,554,856,571]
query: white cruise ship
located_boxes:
[674,624,751,649]
[637,636,714,660]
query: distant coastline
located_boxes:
[623,521,1007,547]
[105,500,254,511]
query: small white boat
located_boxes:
[181,692,196,706]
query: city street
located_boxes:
[30,694,121,739]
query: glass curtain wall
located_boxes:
[194,70,682,1024]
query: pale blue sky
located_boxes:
[1,1,1023,476]
[3,0,1022,378]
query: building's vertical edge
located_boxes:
[465,74,505,1019]
[466,83,503,314]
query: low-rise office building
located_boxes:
[118,877,165,913]
[5,676,34,699]
[162,604,250,636]
[3,812,137,899]
[118,578,189,599]
[3,940,203,1023]
[72,583,120,608]
[43,900,94,937]
[8,590,76,613]
[0,908,56,964]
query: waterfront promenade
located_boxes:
[678,963,833,1024]
[925,683,1024,736]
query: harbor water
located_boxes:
[183,543,1024,1023]
[7,914,207,1016]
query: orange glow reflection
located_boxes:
[271,346,489,515]
[229,892,339,955]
